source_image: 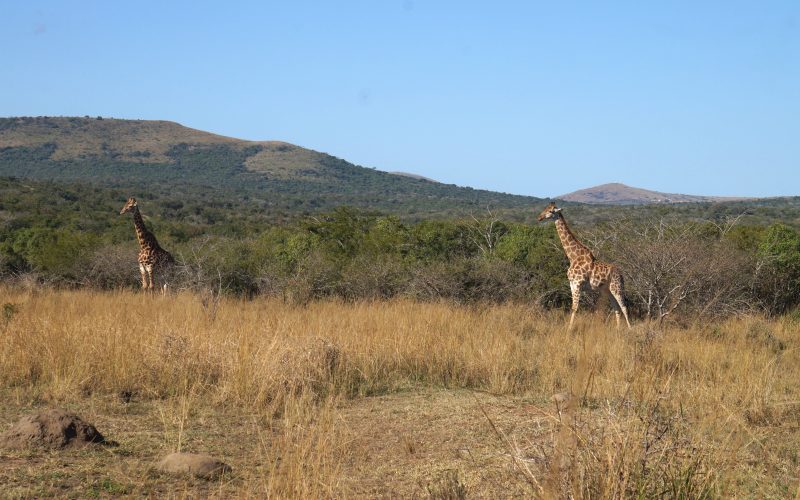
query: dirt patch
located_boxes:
[0,396,256,498]
[0,408,105,450]
[337,390,553,497]
[0,390,548,497]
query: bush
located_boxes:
[7,227,100,282]
[337,254,408,301]
[756,224,800,314]
[594,219,756,321]
[84,244,140,289]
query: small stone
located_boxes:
[0,409,105,450]
[158,452,232,479]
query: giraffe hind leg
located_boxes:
[609,292,621,328]
[610,280,631,328]
[597,284,619,327]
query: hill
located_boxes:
[389,171,439,183]
[0,116,539,217]
[558,182,753,205]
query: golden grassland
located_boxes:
[0,116,325,176]
[0,286,799,498]
[0,117,241,162]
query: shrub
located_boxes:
[592,219,756,321]
[755,223,800,314]
[84,244,140,289]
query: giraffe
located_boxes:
[537,202,631,329]
[120,197,175,292]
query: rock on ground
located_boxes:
[158,452,232,479]
[0,409,105,450]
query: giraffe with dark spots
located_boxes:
[120,197,175,292]
[537,202,631,329]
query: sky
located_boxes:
[1,1,798,198]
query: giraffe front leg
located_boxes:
[568,280,581,330]
[139,263,148,290]
[145,264,155,291]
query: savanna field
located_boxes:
[1,286,798,498]
[4,1,800,497]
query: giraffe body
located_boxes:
[120,197,174,291]
[538,203,631,329]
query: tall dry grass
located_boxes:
[1,287,798,497]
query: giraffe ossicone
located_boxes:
[537,202,631,329]
[120,197,175,292]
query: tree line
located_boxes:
[3,200,800,320]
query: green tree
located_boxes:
[757,223,800,313]
[9,227,99,277]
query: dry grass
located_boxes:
[0,117,248,162]
[1,287,799,497]
[244,144,333,180]
[0,117,310,172]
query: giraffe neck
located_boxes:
[554,215,593,264]
[131,207,159,251]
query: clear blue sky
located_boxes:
[2,1,798,197]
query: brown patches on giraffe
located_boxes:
[537,202,631,329]
[120,197,175,292]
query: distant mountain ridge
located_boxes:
[557,182,754,205]
[0,116,540,216]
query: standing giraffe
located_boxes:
[120,197,175,292]
[537,202,631,329]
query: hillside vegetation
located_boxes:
[0,116,539,217]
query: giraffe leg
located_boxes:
[145,264,155,291]
[611,294,621,328]
[610,282,631,329]
[598,285,621,327]
[138,263,148,290]
[568,280,581,330]
[596,283,612,324]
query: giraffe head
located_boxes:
[537,202,562,222]
[120,197,138,215]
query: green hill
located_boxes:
[0,116,541,218]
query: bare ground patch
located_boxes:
[0,389,554,498]
[338,389,551,498]
[0,393,260,497]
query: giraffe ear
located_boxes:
[553,207,562,213]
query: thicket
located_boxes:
[3,188,800,318]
